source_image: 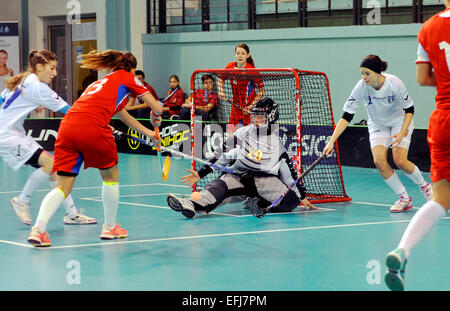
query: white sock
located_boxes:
[405,165,426,187]
[384,172,408,197]
[398,201,446,258]
[35,188,66,232]
[19,168,50,204]
[49,180,78,217]
[102,182,119,227]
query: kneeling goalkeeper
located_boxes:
[167,97,317,218]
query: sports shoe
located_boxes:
[390,195,413,213]
[63,211,97,225]
[385,248,408,291]
[167,194,196,218]
[10,197,32,225]
[100,224,128,240]
[27,226,51,247]
[419,181,433,201]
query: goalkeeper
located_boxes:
[167,97,317,218]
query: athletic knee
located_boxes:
[270,190,300,213]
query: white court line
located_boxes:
[4,217,447,250]
[0,240,34,248]
[0,183,189,194]
[352,201,421,210]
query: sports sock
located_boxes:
[49,180,78,217]
[384,172,408,197]
[19,168,50,204]
[397,201,446,259]
[102,181,119,227]
[35,188,66,232]
[405,165,426,187]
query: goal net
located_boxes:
[188,68,350,203]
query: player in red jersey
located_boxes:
[385,1,450,291]
[217,43,265,125]
[27,50,164,247]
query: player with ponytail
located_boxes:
[0,49,96,226]
[323,54,432,213]
[27,49,164,247]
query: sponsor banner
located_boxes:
[22,119,430,172]
[24,119,61,150]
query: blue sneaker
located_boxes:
[385,248,407,291]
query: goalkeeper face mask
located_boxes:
[251,111,269,128]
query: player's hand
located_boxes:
[243,103,254,115]
[181,169,201,187]
[150,111,162,128]
[389,132,406,149]
[148,130,162,146]
[322,141,334,156]
[301,198,318,210]
[218,91,227,101]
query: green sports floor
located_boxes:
[0,153,448,291]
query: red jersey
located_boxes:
[69,70,149,125]
[163,87,184,116]
[223,62,264,125]
[417,8,450,109]
[136,81,158,103]
[192,89,218,108]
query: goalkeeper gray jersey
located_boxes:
[216,125,286,176]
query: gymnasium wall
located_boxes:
[142,23,437,129]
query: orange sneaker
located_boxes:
[100,224,128,240]
[27,226,51,247]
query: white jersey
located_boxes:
[0,73,67,133]
[343,73,414,130]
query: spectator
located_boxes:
[161,74,184,120]
[180,74,219,121]
[125,69,159,119]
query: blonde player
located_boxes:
[323,55,432,213]
[385,1,450,291]
[0,49,96,226]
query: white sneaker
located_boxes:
[419,181,433,201]
[390,195,413,213]
[63,211,97,225]
[167,194,196,218]
[10,197,32,225]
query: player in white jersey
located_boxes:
[166,97,317,218]
[0,49,96,226]
[323,55,432,213]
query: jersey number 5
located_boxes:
[439,41,450,73]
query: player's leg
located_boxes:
[385,109,449,291]
[28,174,76,247]
[252,175,300,213]
[10,149,49,225]
[391,123,432,200]
[98,164,127,240]
[167,174,246,218]
[37,150,97,225]
[370,129,411,212]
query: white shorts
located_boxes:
[0,130,42,171]
[368,120,414,150]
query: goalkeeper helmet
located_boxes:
[250,97,279,126]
